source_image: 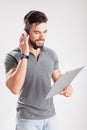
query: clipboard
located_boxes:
[45,66,84,100]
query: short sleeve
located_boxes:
[53,51,59,70]
[46,47,59,70]
[4,54,18,73]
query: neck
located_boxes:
[29,44,41,57]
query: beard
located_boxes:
[29,39,45,50]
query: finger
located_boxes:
[22,33,24,36]
[60,88,72,95]
[20,33,27,44]
[20,34,24,41]
[23,31,28,36]
[65,92,72,97]
[60,90,66,95]
[22,33,29,42]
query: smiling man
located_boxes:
[4,10,73,130]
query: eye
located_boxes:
[34,31,39,34]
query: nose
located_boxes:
[39,33,45,40]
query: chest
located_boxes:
[26,52,54,78]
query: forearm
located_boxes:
[6,58,28,94]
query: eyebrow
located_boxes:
[34,29,48,33]
[44,30,48,33]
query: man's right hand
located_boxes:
[19,32,29,55]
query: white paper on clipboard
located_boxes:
[45,66,84,100]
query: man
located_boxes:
[4,10,73,130]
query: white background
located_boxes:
[0,0,87,130]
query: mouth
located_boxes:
[36,40,45,44]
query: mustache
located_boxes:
[35,39,45,42]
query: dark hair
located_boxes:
[24,10,48,33]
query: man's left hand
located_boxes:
[60,85,73,97]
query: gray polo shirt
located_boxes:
[4,46,59,119]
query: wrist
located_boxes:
[20,53,29,60]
